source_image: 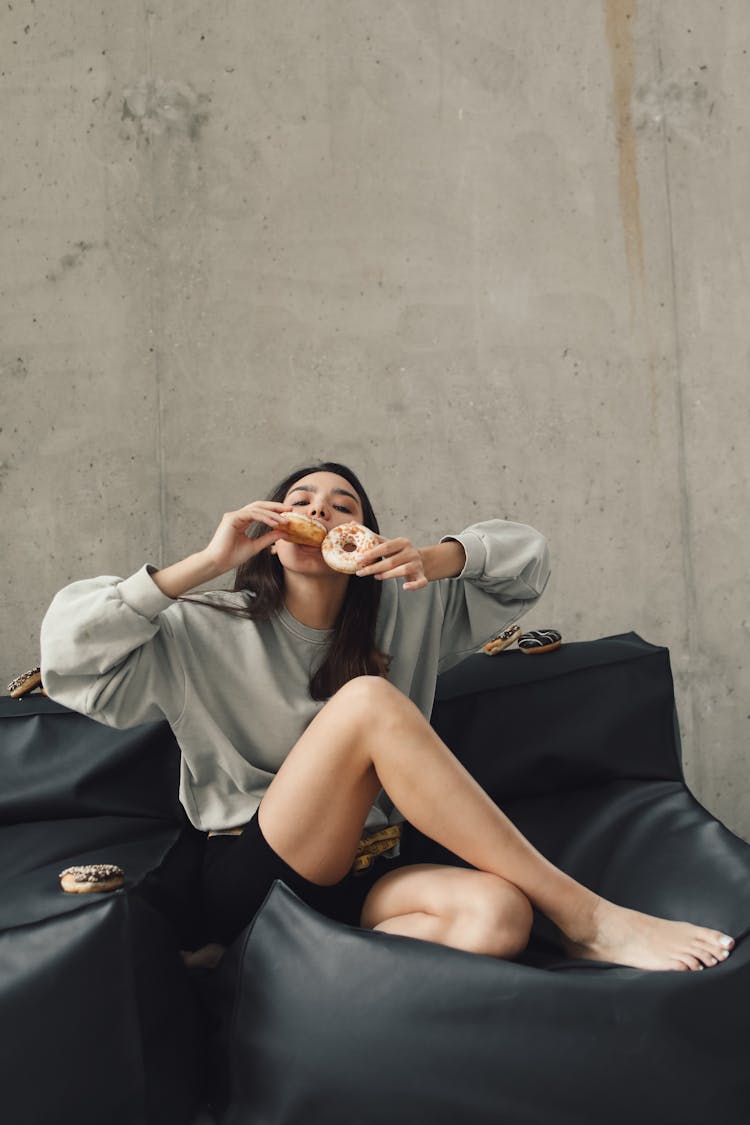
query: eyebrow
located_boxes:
[289,484,360,505]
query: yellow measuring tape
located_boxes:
[350,824,402,875]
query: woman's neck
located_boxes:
[282,572,349,630]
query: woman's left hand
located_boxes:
[355,536,429,591]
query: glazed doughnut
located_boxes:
[482,624,522,656]
[277,512,327,547]
[321,522,380,574]
[59,864,124,894]
[517,629,562,655]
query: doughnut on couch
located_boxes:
[2,632,750,1125]
[0,694,207,1125]
[207,632,750,1125]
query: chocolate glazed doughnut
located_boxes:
[517,629,562,654]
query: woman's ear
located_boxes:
[270,543,278,555]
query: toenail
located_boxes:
[720,950,729,959]
[719,935,734,948]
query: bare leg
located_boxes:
[258,676,735,971]
[360,863,534,958]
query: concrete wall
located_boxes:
[2,1,749,840]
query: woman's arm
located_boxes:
[420,539,466,582]
[40,499,294,725]
[151,551,224,598]
[356,537,466,590]
[152,499,293,596]
[40,568,186,726]
[441,519,550,600]
[435,518,551,669]
[359,517,550,667]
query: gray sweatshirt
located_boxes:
[40,519,550,834]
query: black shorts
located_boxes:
[200,810,402,946]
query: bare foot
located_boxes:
[562,898,735,971]
[180,943,227,970]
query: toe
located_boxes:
[688,941,720,967]
[694,935,733,963]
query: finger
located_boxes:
[357,537,408,566]
[369,562,424,583]
[377,537,410,554]
[253,528,285,551]
[402,576,429,591]
[244,517,284,535]
[234,501,294,523]
[243,506,294,530]
[256,515,285,530]
[357,542,417,575]
[356,551,416,578]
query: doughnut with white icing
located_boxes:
[321,522,380,574]
[277,512,327,547]
[59,864,124,894]
[517,629,562,654]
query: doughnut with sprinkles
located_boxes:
[59,864,125,894]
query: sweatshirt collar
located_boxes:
[277,603,335,645]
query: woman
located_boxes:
[40,462,735,972]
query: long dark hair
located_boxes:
[181,462,390,701]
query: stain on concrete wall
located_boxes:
[45,241,96,283]
[122,77,209,142]
[604,0,646,318]
[634,72,714,144]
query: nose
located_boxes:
[309,501,328,520]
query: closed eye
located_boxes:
[291,498,352,514]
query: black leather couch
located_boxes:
[2,633,749,1125]
[0,695,206,1125]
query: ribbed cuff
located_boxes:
[117,565,175,620]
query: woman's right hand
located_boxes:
[151,502,294,599]
[203,501,294,575]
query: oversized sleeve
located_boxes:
[40,565,186,728]
[435,519,551,672]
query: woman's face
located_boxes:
[274,470,365,576]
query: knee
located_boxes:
[328,675,404,724]
[462,878,533,960]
